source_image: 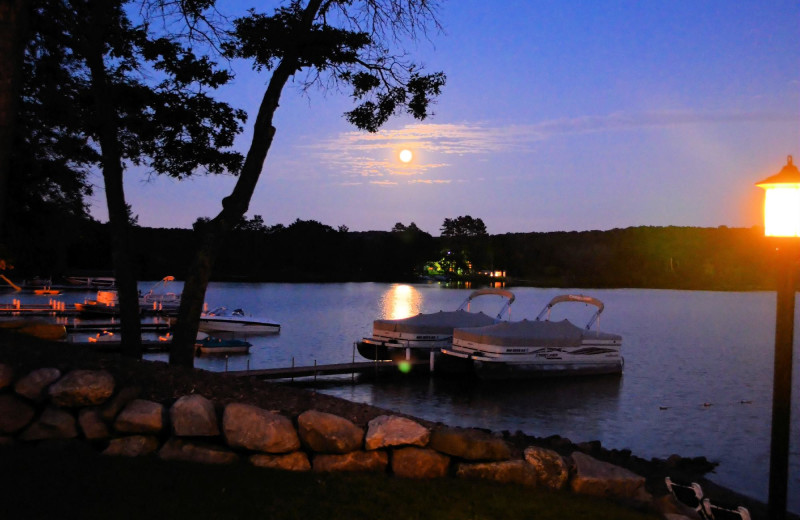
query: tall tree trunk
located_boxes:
[169,0,324,366]
[82,0,142,358]
[0,0,29,241]
[168,81,282,366]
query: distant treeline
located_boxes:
[11,219,791,291]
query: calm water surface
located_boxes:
[10,282,799,512]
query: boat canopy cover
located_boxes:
[373,310,497,335]
[453,319,622,347]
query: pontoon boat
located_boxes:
[356,288,515,362]
[441,294,623,379]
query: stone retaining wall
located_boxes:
[0,364,692,519]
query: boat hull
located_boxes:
[198,318,279,335]
[440,346,623,379]
[357,336,451,361]
[195,340,251,355]
[75,302,120,316]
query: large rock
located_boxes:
[114,399,165,434]
[0,363,13,390]
[428,427,511,461]
[159,438,238,465]
[391,447,450,479]
[570,451,650,502]
[365,415,430,450]
[100,386,140,422]
[78,407,110,440]
[170,395,219,437]
[250,452,311,471]
[14,367,61,402]
[19,406,78,441]
[524,446,570,490]
[312,450,388,472]
[222,403,300,453]
[103,435,160,457]
[0,394,35,434]
[48,370,115,407]
[298,410,363,454]
[456,460,538,487]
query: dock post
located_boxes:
[430,351,435,373]
[314,360,317,383]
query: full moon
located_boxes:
[399,149,413,163]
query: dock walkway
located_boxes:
[225,359,431,380]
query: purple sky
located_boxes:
[90,0,800,235]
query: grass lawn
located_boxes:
[1,443,660,520]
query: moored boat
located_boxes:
[64,275,116,288]
[74,290,121,316]
[139,276,181,313]
[194,335,252,355]
[356,288,515,362]
[198,307,280,335]
[440,294,623,379]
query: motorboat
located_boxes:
[356,288,515,362]
[198,307,280,335]
[139,276,181,314]
[194,335,252,355]
[440,294,623,379]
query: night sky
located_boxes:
[91,0,800,235]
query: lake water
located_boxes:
[7,282,799,512]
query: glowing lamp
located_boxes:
[756,155,800,237]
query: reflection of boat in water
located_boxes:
[139,276,180,313]
[440,294,623,379]
[198,307,280,335]
[356,288,515,362]
[75,290,120,316]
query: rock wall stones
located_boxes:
[0,362,666,516]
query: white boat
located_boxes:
[356,288,515,361]
[440,294,623,379]
[198,307,280,335]
[139,276,181,313]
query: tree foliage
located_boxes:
[440,215,488,237]
[169,0,446,366]
[8,0,246,357]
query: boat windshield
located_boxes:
[456,288,516,320]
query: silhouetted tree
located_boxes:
[0,0,30,244]
[18,0,244,358]
[169,0,446,366]
[440,215,487,237]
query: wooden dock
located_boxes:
[66,322,171,332]
[225,358,431,380]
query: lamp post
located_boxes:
[756,155,800,520]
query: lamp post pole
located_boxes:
[757,156,800,520]
[768,244,796,520]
